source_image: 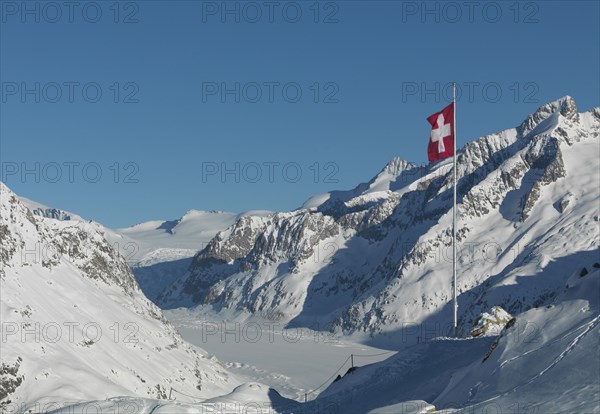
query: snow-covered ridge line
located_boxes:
[156,97,599,344]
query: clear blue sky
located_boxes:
[1,0,599,227]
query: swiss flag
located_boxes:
[427,103,455,162]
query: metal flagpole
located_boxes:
[452,82,458,336]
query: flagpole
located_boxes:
[452,82,458,337]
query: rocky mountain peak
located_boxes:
[518,96,579,137]
[380,157,418,176]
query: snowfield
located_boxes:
[166,307,397,402]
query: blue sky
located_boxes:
[1,0,599,227]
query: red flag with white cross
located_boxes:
[427,102,455,162]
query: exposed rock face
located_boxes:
[469,306,512,337]
[157,97,600,338]
[0,184,136,293]
[517,95,579,137]
[29,207,76,221]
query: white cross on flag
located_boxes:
[427,102,455,162]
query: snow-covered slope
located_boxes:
[157,97,599,346]
[54,382,300,414]
[0,182,240,409]
[308,263,600,413]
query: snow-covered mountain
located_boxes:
[0,182,241,409]
[15,197,254,302]
[157,96,600,345]
[2,96,598,412]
